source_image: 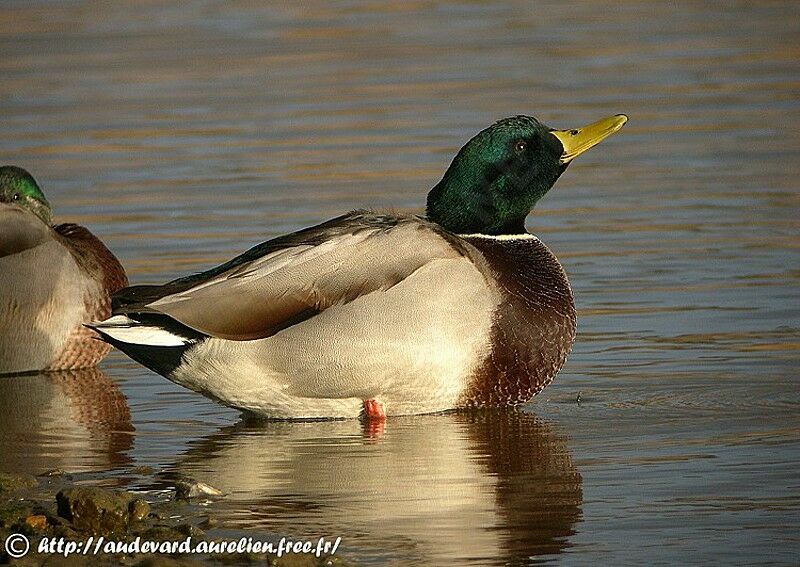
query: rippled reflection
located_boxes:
[167,411,581,566]
[0,368,133,473]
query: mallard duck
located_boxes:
[92,114,627,419]
[0,166,128,374]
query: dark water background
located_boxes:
[1,1,799,564]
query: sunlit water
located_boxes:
[1,1,798,564]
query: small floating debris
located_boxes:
[174,478,225,500]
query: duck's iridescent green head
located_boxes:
[0,166,52,224]
[426,114,627,235]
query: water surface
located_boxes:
[1,1,798,564]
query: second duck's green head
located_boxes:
[0,166,52,224]
[426,114,627,235]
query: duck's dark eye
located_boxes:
[515,140,527,153]
[12,193,20,201]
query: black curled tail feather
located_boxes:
[88,313,207,377]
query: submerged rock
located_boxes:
[0,473,357,566]
[139,525,197,543]
[130,498,152,522]
[56,487,149,535]
[0,501,32,528]
[197,516,217,529]
[38,468,67,477]
[0,472,37,492]
[24,514,48,531]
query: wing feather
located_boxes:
[116,212,473,341]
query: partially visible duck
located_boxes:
[92,114,627,419]
[0,166,128,373]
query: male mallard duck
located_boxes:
[0,166,128,373]
[92,114,627,419]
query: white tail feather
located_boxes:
[91,315,189,347]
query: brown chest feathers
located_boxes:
[459,236,577,407]
[48,224,128,370]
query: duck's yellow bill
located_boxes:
[550,114,628,164]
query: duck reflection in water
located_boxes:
[167,410,582,565]
[0,367,133,474]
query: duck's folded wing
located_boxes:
[0,207,51,257]
[119,212,474,341]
